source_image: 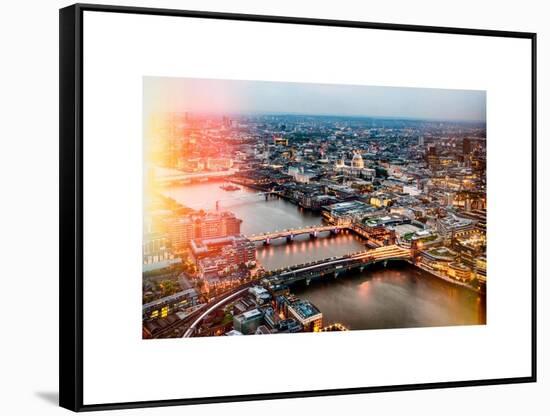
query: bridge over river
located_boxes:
[247,224,343,244]
[181,245,411,337]
[266,245,412,286]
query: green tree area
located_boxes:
[375,166,388,178]
[157,279,178,297]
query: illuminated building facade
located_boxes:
[142,288,200,321]
[287,299,323,332]
[167,211,242,251]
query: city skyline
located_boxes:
[142,76,486,339]
[143,77,487,123]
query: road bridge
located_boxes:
[246,224,343,244]
[181,245,411,337]
[269,245,411,285]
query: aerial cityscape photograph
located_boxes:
[142,77,487,339]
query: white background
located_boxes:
[0,0,547,415]
[83,9,532,405]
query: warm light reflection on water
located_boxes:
[167,182,486,331]
[166,181,366,270]
[358,280,371,297]
[294,264,486,330]
[256,231,364,271]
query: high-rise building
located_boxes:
[168,217,195,252]
[167,211,242,251]
[426,145,439,169]
[463,138,474,156]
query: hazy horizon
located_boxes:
[144,77,486,123]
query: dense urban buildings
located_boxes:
[142,79,486,339]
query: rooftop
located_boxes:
[142,288,198,311]
[239,308,263,321]
[289,299,321,319]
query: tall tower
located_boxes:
[463,138,473,156]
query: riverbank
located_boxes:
[162,180,486,331]
[294,261,486,330]
[413,261,484,294]
[229,178,322,211]
[164,180,484,296]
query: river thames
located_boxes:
[164,181,486,330]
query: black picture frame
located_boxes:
[59,3,537,412]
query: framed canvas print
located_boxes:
[59,3,537,412]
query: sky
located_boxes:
[143,76,486,122]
